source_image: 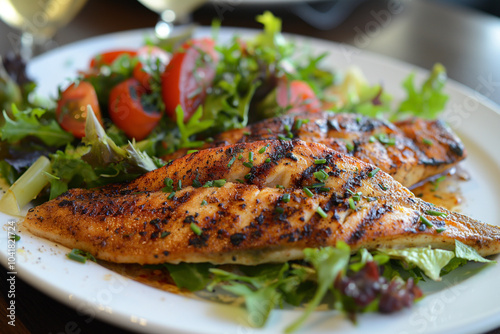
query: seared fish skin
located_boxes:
[166,112,466,188]
[23,140,499,265]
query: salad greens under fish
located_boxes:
[0,12,492,333]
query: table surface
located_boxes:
[1,0,500,333]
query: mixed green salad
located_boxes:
[0,12,494,333]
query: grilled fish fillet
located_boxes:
[23,140,499,265]
[165,112,466,188]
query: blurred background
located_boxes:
[0,0,499,106]
[1,1,500,333]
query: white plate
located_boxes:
[1,28,500,334]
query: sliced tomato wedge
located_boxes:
[56,81,102,138]
[276,79,321,114]
[133,46,171,90]
[89,50,137,69]
[108,78,162,140]
[161,38,218,122]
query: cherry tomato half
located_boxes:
[89,50,137,69]
[56,81,102,138]
[276,79,321,114]
[132,46,171,90]
[108,78,162,140]
[161,38,218,122]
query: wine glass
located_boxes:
[0,0,88,60]
[137,0,207,39]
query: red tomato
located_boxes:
[108,78,162,140]
[161,38,218,122]
[276,79,321,114]
[132,46,171,90]
[89,50,137,69]
[56,81,102,138]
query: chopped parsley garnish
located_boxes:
[314,158,327,164]
[243,162,253,168]
[163,178,174,192]
[282,193,291,203]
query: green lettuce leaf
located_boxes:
[175,105,215,148]
[285,243,350,333]
[454,240,496,263]
[164,263,213,291]
[379,246,455,281]
[0,105,73,146]
[82,106,158,173]
[396,63,448,120]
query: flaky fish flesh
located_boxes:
[23,140,499,265]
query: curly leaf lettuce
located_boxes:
[396,63,448,119]
[0,105,73,146]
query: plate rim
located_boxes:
[2,26,500,334]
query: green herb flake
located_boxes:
[265,158,271,163]
[348,198,356,211]
[303,188,314,197]
[420,215,434,227]
[160,231,171,238]
[187,150,198,154]
[368,167,381,178]
[227,156,237,168]
[313,169,329,182]
[243,162,254,168]
[213,179,226,187]
[316,206,327,218]
[275,206,284,214]
[345,141,354,152]
[259,144,270,154]
[190,223,202,235]
[423,138,433,146]
[314,158,327,164]
[201,200,207,206]
[163,178,174,192]
[168,192,176,200]
[249,151,254,162]
[282,193,291,203]
[425,210,447,217]
[10,234,20,242]
[66,249,96,264]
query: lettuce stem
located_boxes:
[0,156,51,216]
